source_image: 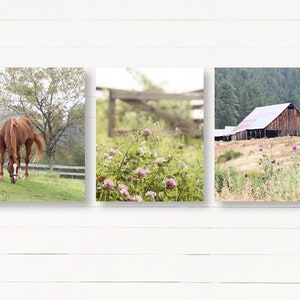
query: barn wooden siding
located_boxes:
[234,105,300,140]
[234,131,247,140]
[265,105,300,136]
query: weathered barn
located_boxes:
[231,102,300,140]
[215,126,236,141]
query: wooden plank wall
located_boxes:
[267,107,300,136]
[1,0,300,299]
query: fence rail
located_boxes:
[97,87,204,137]
[20,163,85,179]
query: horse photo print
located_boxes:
[215,68,300,201]
[0,67,85,201]
[96,68,204,202]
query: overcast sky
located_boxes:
[96,68,203,93]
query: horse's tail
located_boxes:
[10,118,18,161]
[33,132,45,162]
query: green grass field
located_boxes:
[0,173,85,202]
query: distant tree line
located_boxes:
[215,68,300,129]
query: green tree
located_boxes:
[215,68,300,122]
[0,68,85,166]
[215,80,239,128]
[238,89,252,122]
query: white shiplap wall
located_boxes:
[1,0,300,299]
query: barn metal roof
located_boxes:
[232,103,293,134]
[224,126,236,136]
[215,129,225,137]
[215,126,236,137]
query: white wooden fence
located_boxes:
[20,163,85,178]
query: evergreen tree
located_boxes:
[216,80,239,128]
[215,68,300,127]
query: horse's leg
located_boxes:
[24,141,33,180]
[17,152,21,178]
[0,147,5,181]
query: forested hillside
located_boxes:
[215,68,300,128]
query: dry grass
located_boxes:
[215,136,300,202]
[215,136,300,172]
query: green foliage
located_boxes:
[215,68,300,129]
[96,125,204,202]
[215,166,229,193]
[215,166,240,194]
[217,149,243,163]
[216,80,239,128]
[70,142,85,166]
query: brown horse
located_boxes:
[0,116,45,183]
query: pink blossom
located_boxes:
[109,148,118,155]
[120,188,130,197]
[137,147,145,155]
[132,195,142,202]
[104,153,113,160]
[258,147,263,152]
[135,167,150,178]
[118,184,128,191]
[166,178,177,190]
[180,161,188,169]
[155,157,167,166]
[145,191,156,200]
[292,145,297,151]
[144,128,152,136]
[102,179,115,190]
[124,195,133,201]
[151,151,158,158]
[244,172,248,178]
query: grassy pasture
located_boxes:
[0,173,85,202]
[215,136,300,201]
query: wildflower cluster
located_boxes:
[96,126,204,202]
[216,141,300,201]
[243,144,300,182]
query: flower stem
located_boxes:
[117,134,141,178]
